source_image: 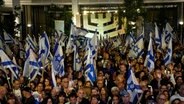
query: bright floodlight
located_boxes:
[83,11,87,15]
[179,21,184,25]
[27,24,32,27]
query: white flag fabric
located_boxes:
[73,45,82,71]
[161,29,167,50]
[23,45,40,80]
[164,37,172,66]
[26,34,38,52]
[165,23,173,44]
[128,30,144,58]
[0,49,19,78]
[66,24,76,55]
[51,40,65,87]
[144,33,155,72]
[84,41,96,85]
[38,32,50,67]
[127,66,143,104]
[3,30,14,44]
[154,23,162,51]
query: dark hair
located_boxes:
[42,96,54,104]
[59,91,66,98]
[22,87,32,93]
[7,93,21,104]
[68,91,77,98]
[91,95,100,101]
[171,98,181,104]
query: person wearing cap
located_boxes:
[120,90,131,104]
[22,87,37,104]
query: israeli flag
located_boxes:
[90,31,98,58]
[26,34,38,52]
[154,23,162,51]
[165,23,173,44]
[76,27,88,36]
[23,45,40,81]
[73,45,82,71]
[52,40,65,76]
[125,33,136,48]
[161,29,167,50]
[3,30,15,44]
[127,66,143,104]
[128,31,144,58]
[164,37,172,66]
[38,32,50,67]
[51,40,65,87]
[66,24,76,55]
[0,49,19,78]
[144,33,155,72]
[84,42,96,85]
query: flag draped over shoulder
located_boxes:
[38,32,50,67]
[23,45,40,80]
[144,33,155,72]
[164,37,172,66]
[0,49,19,78]
[51,40,65,87]
[127,66,143,104]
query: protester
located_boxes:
[0,22,183,104]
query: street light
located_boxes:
[27,24,32,34]
[179,21,184,25]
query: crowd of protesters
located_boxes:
[0,31,184,104]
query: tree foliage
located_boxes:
[45,4,73,36]
[0,0,4,6]
[123,0,145,34]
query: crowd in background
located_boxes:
[0,24,184,104]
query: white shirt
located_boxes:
[170,94,184,103]
[13,89,22,99]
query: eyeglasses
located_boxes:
[159,97,166,101]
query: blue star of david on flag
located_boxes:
[52,40,65,76]
[127,66,143,104]
[133,45,140,53]
[128,81,135,92]
[55,54,63,62]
